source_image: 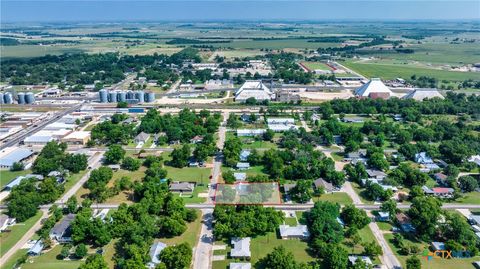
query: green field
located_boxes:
[1,249,28,269]
[0,211,43,257]
[22,245,83,269]
[313,192,353,205]
[342,60,480,81]
[301,61,332,71]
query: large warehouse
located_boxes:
[354,78,392,99]
[234,81,275,102]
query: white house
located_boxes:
[231,237,251,259]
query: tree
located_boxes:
[245,97,257,105]
[458,176,478,192]
[288,180,313,203]
[380,199,397,218]
[257,246,303,269]
[75,243,88,258]
[340,205,370,230]
[226,113,241,129]
[263,129,275,141]
[59,244,72,259]
[439,139,473,164]
[408,196,442,239]
[367,152,389,171]
[306,201,344,244]
[117,101,128,108]
[159,243,192,269]
[406,256,421,269]
[79,254,108,269]
[170,144,191,168]
[322,244,348,269]
[104,144,125,164]
[10,162,24,171]
[121,157,141,171]
[65,196,78,214]
[363,241,382,257]
[222,170,235,184]
[63,153,88,173]
[344,162,368,184]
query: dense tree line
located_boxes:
[266,52,314,84]
[138,108,221,143]
[91,116,135,145]
[33,141,88,176]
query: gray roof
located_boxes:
[135,132,150,141]
[169,182,195,192]
[236,162,250,169]
[0,214,8,227]
[230,263,252,269]
[24,135,54,143]
[279,225,309,238]
[313,178,335,191]
[0,148,33,167]
[283,183,296,193]
[366,169,386,178]
[149,241,167,266]
[348,256,372,265]
[28,240,44,255]
[234,173,247,182]
[50,214,75,238]
[231,237,251,257]
[5,176,26,190]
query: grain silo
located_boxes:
[0,93,4,104]
[4,93,13,104]
[146,92,155,103]
[119,91,127,102]
[108,91,118,103]
[25,92,35,104]
[136,91,145,103]
[17,92,25,104]
[127,90,134,99]
[99,89,108,103]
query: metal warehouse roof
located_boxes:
[0,148,33,167]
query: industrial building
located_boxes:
[62,131,91,145]
[402,88,444,101]
[354,78,392,99]
[0,147,34,169]
[235,81,274,102]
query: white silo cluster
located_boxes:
[4,92,35,105]
[98,89,154,103]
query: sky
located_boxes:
[1,1,479,23]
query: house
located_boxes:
[28,240,44,256]
[344,151,367,164]
[50,214,75,243]
[313,178,337,193]
[236,129,266,137]
[147,241,167,268]
[470,215,480,225]
[348,256,373,267]
[48,170,66,183]
[240,150,251,162]
[234,173,247,182]
[354,78,392,99]
[240,113,255,123]
[0,214,16,232]
[377,211,390,222]
[279,225,310,239]
[235,81,274,102]
[366,169,386,180]
[230,263,251,269]
[108,164,121,171]
[230,237,251,259]
[190,135,204,144]
[431,242,446,251]
[169,182,195,193]
[433,173,449,186]
[468,155,480,166]
[4,174,43,190]
[415,152,433,164]
[266,118,295,125]
[134,132,150,144]
[422,186,454,198]
[236,162,250,170]
[154,132,166,143]
[395,212,415,232]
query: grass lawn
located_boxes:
[63,170,88,193]
[0,169,31,189]
[1,249,28,269]
[240,139,276,150]
[174,185,208,204]
[342,60,480,81]
[330,152,344,161]
[103,239,117,269]
[301,61,332,71]
[284,217,298,226]
[22,245,83,269]
[158,210,202,247]
[351,182,375,205]
[377,222,393,231]
[165,166,211,184]
[0,211,43,257]
[383,233,479,269]
[313,192,353,205]
[454,192,480,205]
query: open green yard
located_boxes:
[0,211,42,257]
[1,249,28,269]
[165,166,211,184]
[0,170,31,189]
[22,245,83,269]
[313,192,353,205]
[301,61,332,71]
[454,191,480,205]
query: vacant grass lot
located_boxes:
[0,211,43,257]
[313,192,353,205]
[1,249,28,269]
[343,60,480,81]
[301,61,332,71]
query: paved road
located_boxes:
[207,112,228,203]
[55,151,104,204]
[0,209,48,266]
[192,209,214,269]
[0,103,82,150]
[367,211,402,269]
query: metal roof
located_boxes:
[0,148,33,167]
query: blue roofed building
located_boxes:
[28,240,44,256]
[0,147,34,169]
[147,241,167,268]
